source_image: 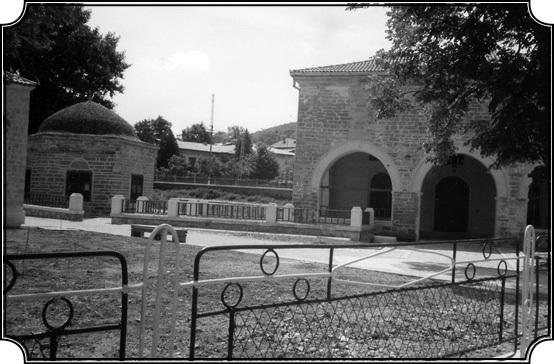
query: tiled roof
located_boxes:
[178,141,235,154]
[271,138,296,149]
[4,71,38,87]
[290,59,383,75]
[268,147,295,156]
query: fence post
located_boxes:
[266,203,277,224]
[167,198,179,217]
[110,195,125,215]
[520,225,536,358]
[69,193,83,212]
[284,203,294,221]
[350,207,363,228]
[364,208,375,229]
[136,196,149,213]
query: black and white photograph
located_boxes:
[2,0,552,361]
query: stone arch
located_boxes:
[310,140,401,192]
[408,144,509,199]
[68,158,91,171]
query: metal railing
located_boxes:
[24,193,68,208]
[154,173,293,189]
[137,200,168,215]
[188,237,524,359]
[4,251,129,360]
[178,201,266,220]
[278,207,350,225]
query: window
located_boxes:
[66,171,92,201]
[369,173,392,219]
[130,174,144,201]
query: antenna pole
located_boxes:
[210,94,214,156]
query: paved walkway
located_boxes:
[22,216,528,286]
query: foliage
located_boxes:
[182,122,212,143]
[251,144,280,180]
[234,128,254,158]
[134,116,179,168]
[352,4,551,168]
[3,5,129,134]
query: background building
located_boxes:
[26,101,158,215]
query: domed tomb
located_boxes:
[26,101,158,216]
[38,101,137,137]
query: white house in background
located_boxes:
[177,141,235,166]
[177,140,295,180]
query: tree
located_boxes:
[134,116,179,169]
[251,144,280,180]
[351,4,550,168]
[3,5,129,134]
[234,128,253,159]
[182,122,212,143]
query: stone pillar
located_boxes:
[266,203,277,224]
[167,198,180,217]
[110,195,125,215]
[202,200,209,217]
[69,193,84,212]
[136,196,149,213]
[4,80,36,227]
[350,207,363,228]
[283,203,294,221]
[364,207,375,229]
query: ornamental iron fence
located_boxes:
[3,225,549,359]
[23,193,69,208]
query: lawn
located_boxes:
[3,227,548,359]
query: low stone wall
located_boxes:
[111,213,373,241]
[24,204,84,221]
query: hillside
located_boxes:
[252,122,297,145]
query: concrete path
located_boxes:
[22,216,527,286]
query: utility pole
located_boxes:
[209,94,214,156]
[208,94,214,183]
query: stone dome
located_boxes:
[38,101,137,137]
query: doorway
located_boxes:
[434,176,469,232]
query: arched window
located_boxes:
[369,173,392,219]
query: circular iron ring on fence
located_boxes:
[292,278,310,301]
[221,282,243,309]
[4,261,17,294]
[42,297,74,331]
[464,263,476,281]
[482,241,492,260]
[259,249,280,276]
[497,260,508,277]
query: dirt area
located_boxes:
[3,227,548,359]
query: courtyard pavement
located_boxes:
[21,216,534,290]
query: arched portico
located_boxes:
[310,141,401,192]
[412,147,507,239]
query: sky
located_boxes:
[86,5,391,135]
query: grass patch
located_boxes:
[150,187,291,204]
[4,228,547,359]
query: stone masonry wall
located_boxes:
[4,83,34,227]
[292,74,533,240]
[27,132,157,216]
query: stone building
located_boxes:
[26,101,158,216]
[4,71,37,227]
[290,59,545,241]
